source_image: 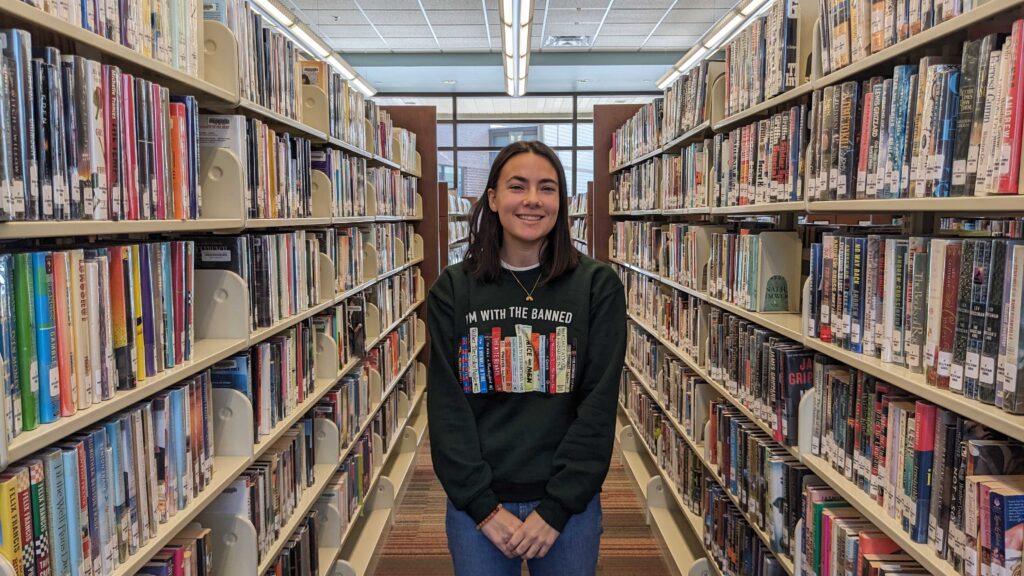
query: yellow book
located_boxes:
[0,470,23,576]
[131,245,146,383]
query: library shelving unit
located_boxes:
[594,0,1024,573]
[0,4,439,576]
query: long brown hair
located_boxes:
[462,141,580,285]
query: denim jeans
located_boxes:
[446,495,603,576]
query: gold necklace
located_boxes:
[508,269,541,302]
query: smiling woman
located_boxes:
[426,140,627,576]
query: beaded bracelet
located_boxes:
[476,504,504,530]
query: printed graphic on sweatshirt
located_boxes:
[459,325,578,394]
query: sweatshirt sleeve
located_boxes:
[534,266,627,532]
[426,269,501,524]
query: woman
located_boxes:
[426,140,627,575]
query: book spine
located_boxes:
[14,254,38,431]
[32,253,57,425]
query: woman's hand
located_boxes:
[508,511,560,560]
[479,508,524,558]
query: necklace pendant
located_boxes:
[526,296,534,302]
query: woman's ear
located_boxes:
[487,188,497,212]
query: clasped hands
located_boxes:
[480,508,560,560]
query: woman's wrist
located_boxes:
[476,503,504,530]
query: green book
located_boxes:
[13,253,37,431]
[812,500,851,572]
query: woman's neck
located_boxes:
[500,237,542,268]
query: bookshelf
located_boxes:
[595,0,1024,573]
[0,3,438,575]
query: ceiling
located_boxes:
[282,0,731,93]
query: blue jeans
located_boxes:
[446,495,603,576]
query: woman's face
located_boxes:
[487,152,560,250]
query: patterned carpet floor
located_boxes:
[372,435,673,575]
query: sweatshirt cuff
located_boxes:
[534,498,570,532]
[465,492,502,525]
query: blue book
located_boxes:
[849,238,866,354]
[538,336,546,393]
[139,244,156,378]
[809,243,822,338]
[42,448,69,576]
[169,387,188,511]
[161,243,174,369]
[32,252,58,424]
[0,254,20,437]
[78,430,104,575]
[119,414,139,554]
[477,335,487,393]
[61,447,82,576]
[990,486,1024,576]
[103,419,127,562]
[935,69,961,197]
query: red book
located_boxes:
[172,242,184,365]
[548,333,557,394]
[121,73,139,220]
[491,327,501,391]
[933,241,962,389]
[104,65,120,220]
[999,21,1024,194]
[504,339,512,392]
[169,104,186,220]
[52,252,75,417]
[856,531,900,576]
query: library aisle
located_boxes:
[372,438,673,576]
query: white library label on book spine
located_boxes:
[965,351,981,380]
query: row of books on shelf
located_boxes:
[808,27,1024,201]
[571,219,588,243]
[448,244,467,266]
[722,0,801,116]
[18,0,200,77]
[711,105,807,207]
[569,192,588,216]
[0,29,203,222]
[205,0,298,120]
[368,167,417,220]
[608,61,720,169]
[447,194,471,217]
[0,372,213,576]
[618,254,1024,575]
[298,60,368,148]
[808,233,1024,413]
[0,242,196,439]
[448,221,469,243]
[311,149,368,220]
[611,220,720,292]
[818,0,987,76]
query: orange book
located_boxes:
[504,339,513,392]
[51,252,76,416]
[107,246,132,391]
[169,103,186,220]
[530,332,541,387]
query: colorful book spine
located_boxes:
[13,254,38,431]
[31,252,58,425]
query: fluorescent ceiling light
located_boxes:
[352,78,376,97]
[517,77,526,95]
[328,55,355,80]
[518,26,529,56]
[741,0,772,16]
[252,0,293,26]
[704,13,744,48]
[506,76,516,96]
[500,0,533,97]
[678,46,708,72]
[289,24,330,58]
[657,69,683,90]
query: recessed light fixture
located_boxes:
[442,79,457,85]
[576,78,590,84]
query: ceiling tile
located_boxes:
[653,22,714,36]
[604,9,669,24]
[346,9,422,25]
[590,36,646,48]
[437,37,494,49]
[303,9,363,26]
[642,35,700,48]
[433,24,490,38]
[595,22,659,36]
[663,8,728,22]
[292,0,357,9]
[374,25,435,36]
[544,8,607,23]
[421,0,480,8]
[349,0,417,9]
[427,10,488,25]
[385,37,442,49]
[329,37,390,50]
[317,25,380,38]
[545,22,600,37]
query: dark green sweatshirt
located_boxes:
[426,256,626,532]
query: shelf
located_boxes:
[802,336,1024,444]
[237,98,327,142]
[448,211,470,218]
[250,298,339,347]
[111,455,251,576]
[806,195,1024,213]
[610,121,713,174]
[372,155,401,170]
[448,236,469,246]
[713,83,815,133]
[328,138,378,162]
[334,215,377,225]
[365,299,425,352]
[571,236,588,245]
[814,0,1024,91]
[712,201,807,215]
[801,453,956,575]
[7,337,248,463]
[381,342,426,400]
[375,214,421,222]
[0,218,245,238]
[252,357,362,460]
[257,463,339,575]
[628,315,802,461]
[570,213,588,218]
[0,2,237,106]
[609,207,711,217]
[245,217,334,229]
[377,257,425,282]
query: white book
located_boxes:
[881,239,898,363]
[999,245,1024,406]
[923,238,947,373]
[556,327,568,393]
